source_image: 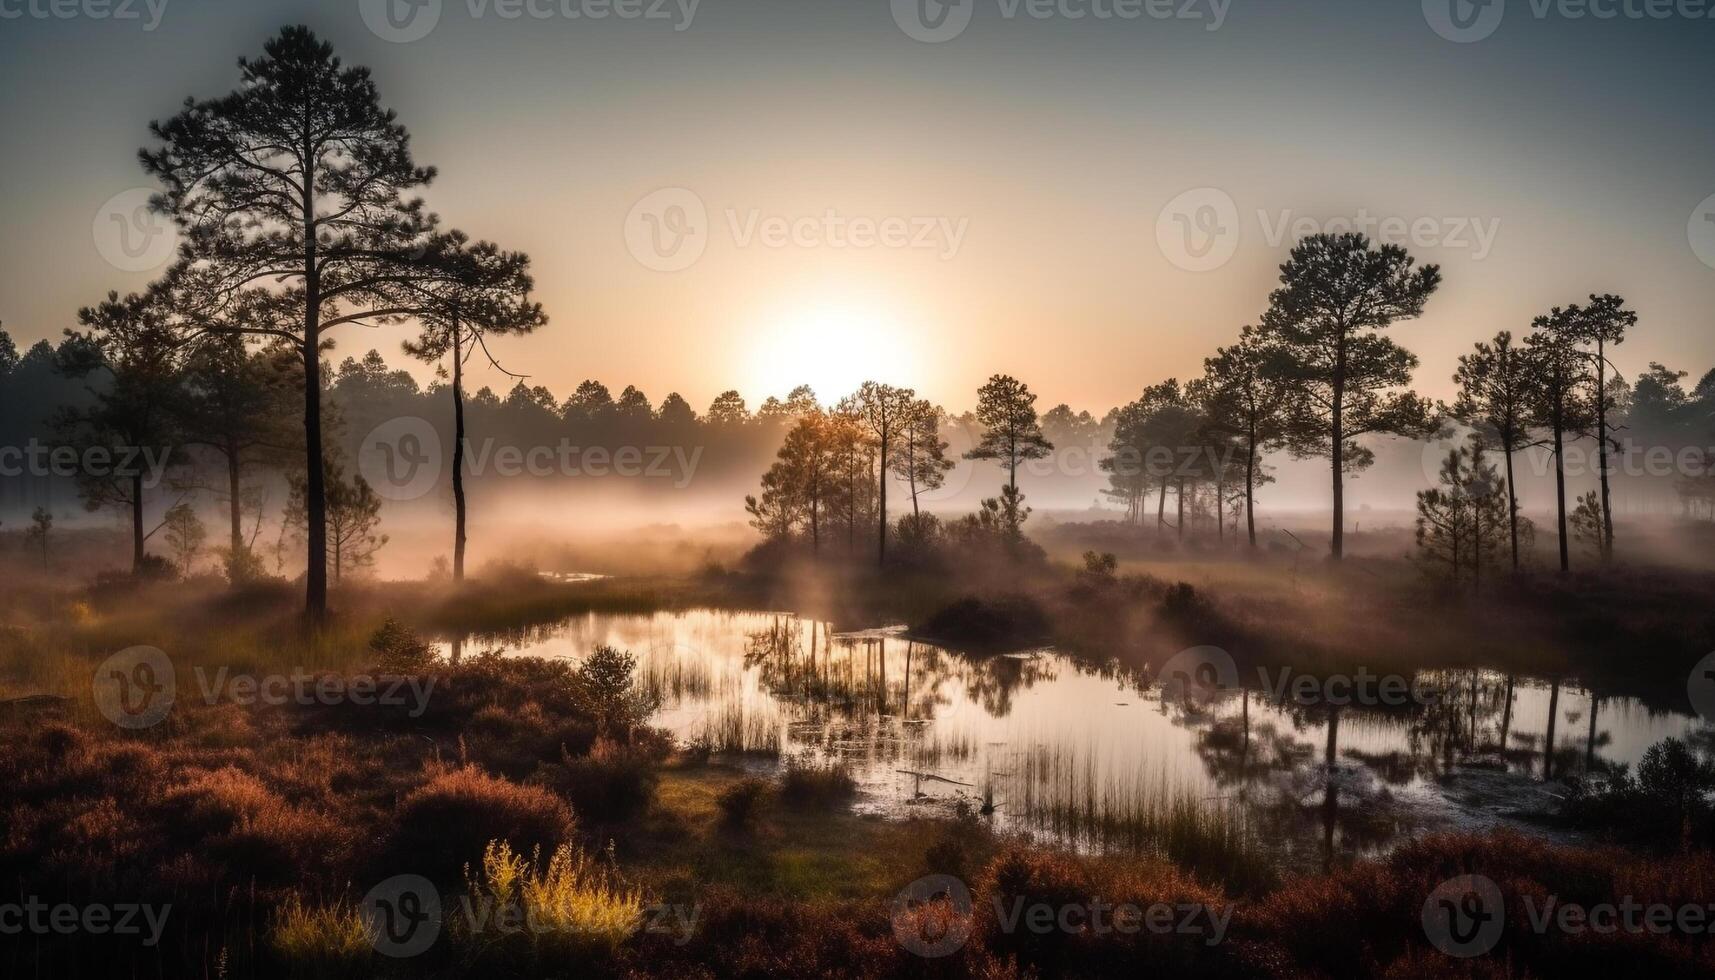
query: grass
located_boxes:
[999,744,1275,894]
[457,840,645,960]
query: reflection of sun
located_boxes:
[746,301,920,405]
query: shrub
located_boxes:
[912,594,1051,652]
[550,736,663,823]
[271,894,373,975]
[458,839,643,961]
[393,767,576,881]
[779,760,856,810]
[716,777,772,830]
[369,616,437,673]
[572,645,660,739]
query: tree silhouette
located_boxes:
[965,373,1052,493]
[1569,294,1635,561]
[892,398,954,519]
[656,392,697,426]
[1527,309,1595,573]
[55,291,187,573]
[1259,233,1440,558]
[852,381,915,564]
[144,26,444,618]
[399,234,545,581]
[285,455,386,585]
[1202,326,1291,548]
[1415,436,1508,589]
[175,305,302,577]
[706,390,750,426]
[1451,330,1536,571]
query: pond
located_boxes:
[438,608,1711,872]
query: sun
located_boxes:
[745,300,921,407]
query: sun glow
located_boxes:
[744,299,923,407]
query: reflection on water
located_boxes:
[437,609,1711,870]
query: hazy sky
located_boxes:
[3,0,1712,417]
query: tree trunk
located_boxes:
[877,423,888,567]
[302,142,327,620]
[1585,694,1599,773]
[1175,477,1185,540]
[452,318,468,582]
[1596,336,1615,561]
[1245,422,1258,549]
[907,431,920,518]
[227,438,243,560]
[131,473,145,573]
[1503,441,1519,571]
[1543,679,1560,780]
[1553,411,1569,574]
[1330,398,1345,559]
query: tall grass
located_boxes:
[1001,744,1275,892]
[700,700,783,756]
[460,840,644,955]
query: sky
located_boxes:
[2,0,1713,419]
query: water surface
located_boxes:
[440,608,1710,869]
